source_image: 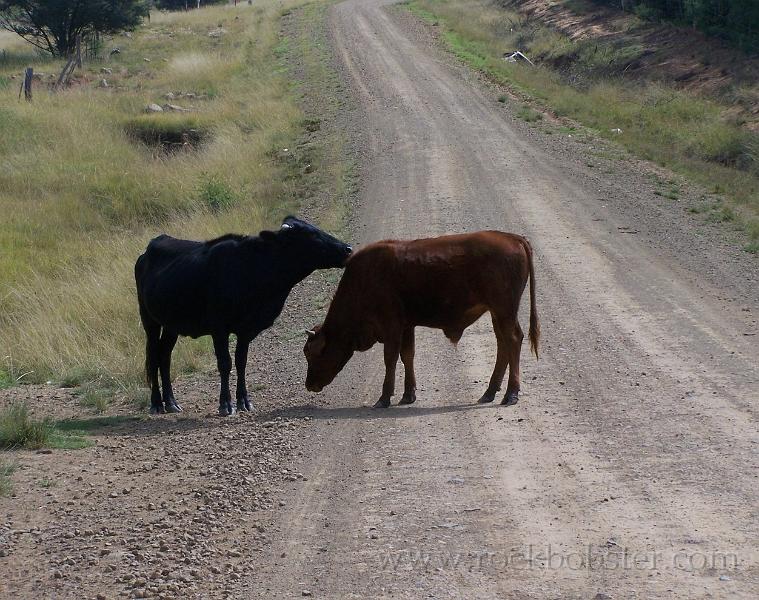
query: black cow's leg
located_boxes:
[479,313,509,404]
[374,337,400,408]
[212,333,234,416]
[502,322,524,406]
[159,331,181,413]
[140,307,164,415]
[398,327,417,405]
[235,337,252,412]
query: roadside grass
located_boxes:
[0,1,332,388]
[76,385,114,414]
[516,105,543,122]
[0,403,52,449]
[405,0,759,248]
[0,460,15,496]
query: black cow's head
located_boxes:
[279,216,352,268]
[303,325,353,392]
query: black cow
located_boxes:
[135,216,352,416]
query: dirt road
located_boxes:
[2,1,757,598]
[253,1,759,597]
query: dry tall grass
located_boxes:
[0,2,313,386]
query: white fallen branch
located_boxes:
[503,50,534,66]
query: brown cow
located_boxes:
[303,231,539,407]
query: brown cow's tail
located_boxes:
[523,237,540,359]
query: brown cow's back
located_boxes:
[326,231,531,342]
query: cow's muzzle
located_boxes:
[306,381,323,393]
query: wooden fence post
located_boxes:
[19,67,33,102]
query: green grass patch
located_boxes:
[406,0,759,245]
[198,172,239,212]
[0,369,14,389]
[0,403,119,450]
[516,105,543,122]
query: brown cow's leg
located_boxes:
[479,313,509,404]
[502,322,524,406]
[374,338,400,408]
[398,327,417,405]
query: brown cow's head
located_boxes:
[304,325,353,392]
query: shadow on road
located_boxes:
[259,400,500,421]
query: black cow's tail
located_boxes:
[522,237,540,359]
[135,253,159,387]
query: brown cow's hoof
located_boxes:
[399,392,416,405]
[373,396,392,408]
[501,392,519,406]
[478,392,496,404]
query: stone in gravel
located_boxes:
[302,592,313,597]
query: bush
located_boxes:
[688,125,750,167]
[0,403,52,450]
[198,173,237,212]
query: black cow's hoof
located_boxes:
[373,396,392,408]
[237,399,252,412]
[399,392,416,405]
[501,392,519,406]
[165,401,182,413]
[150,404,166,415]
[478,392,496,404]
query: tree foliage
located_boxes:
[593,0,759,52]
[0,0,150,56]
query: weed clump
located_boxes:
[198,173,238,212]
[0,404,52,450]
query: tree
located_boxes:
[0,0,150,57]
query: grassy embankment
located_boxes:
[0,0,348,400]
[405,0,759,252]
